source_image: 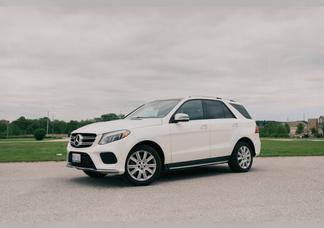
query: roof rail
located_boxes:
[188,95,222,100]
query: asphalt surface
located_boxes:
[1,157,324,223]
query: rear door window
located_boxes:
[204,100,235,119]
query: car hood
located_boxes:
[72,118,163,135]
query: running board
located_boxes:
[165,156,230,170]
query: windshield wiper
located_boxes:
[130,116,155,119]
[130,116,146,119]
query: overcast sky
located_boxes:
[0,2,324,121]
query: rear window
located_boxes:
[204,100,235,119]
[230,103,252,119]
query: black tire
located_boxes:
[124,145,162,186]
[228,141,253,172]
[83,170,107,178]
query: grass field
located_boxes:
[0,141,67,162]
[260,139,324,157]
[0,138,324,162]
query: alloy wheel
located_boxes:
[237,146,252,169]
[127,150,157,181]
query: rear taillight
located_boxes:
[255,126,260,134]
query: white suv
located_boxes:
[67,96,261,185]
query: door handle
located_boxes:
[232,123,238,128]
[200,124,208,130]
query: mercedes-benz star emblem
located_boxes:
[73,134,83,147]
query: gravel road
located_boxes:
[1,157,324,223]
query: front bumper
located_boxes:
[66,163,121,175]
[67,137,132,175]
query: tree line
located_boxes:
[257,121,291,138]
[1,116,323,139]
[0,113,124,138]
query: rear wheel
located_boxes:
[124,145,162,186]
[83,170,107,178]
[228,141,253,172]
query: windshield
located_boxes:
[126,99,181,119]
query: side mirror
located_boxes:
[174,113,189,123]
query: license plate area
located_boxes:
[72,153,81,163]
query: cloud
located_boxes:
[0,5,323,121]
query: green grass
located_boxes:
[0,136,64,142]
[0,141,67,162]
[260,139,324,157]
[0,138,324,162]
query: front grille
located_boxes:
[68,152,96,169]
[70,133,96,148]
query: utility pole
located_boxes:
[6,121,9,139]
[303,112,308,135]
[52,115,55,135]
[46,111,49,136]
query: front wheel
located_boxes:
[228,142,253,172]
[83,170,107,178]
[124,145,162,186]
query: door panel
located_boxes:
[209,119,236,157]
[169,120,210,162]
[169,99,210,163]
[203,99,236,157]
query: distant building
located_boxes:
[287,121,307,136]
[320,116,324,125]
[307,116,324,136]
[308,118,319,130]
[319,116,324,136]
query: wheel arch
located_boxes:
[234,137,256,157]
[130,140,165,168]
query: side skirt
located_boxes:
[165,156,230,171]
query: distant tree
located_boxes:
[284,123,290,135]
[311,128,315,134]
[101,113,120,121]
[311,128,319,137]
[118,114,125,119]
[39,117,50,132]
[296,123,305,135]
[78,119,95,128]
[260,122,289,138]
[34,128,46,140]
[9,123,22,135]
[0,121,8,137]
[10,116,28,135]
[27,120,41,134]
[5,113,125,137]
[65,121,79,135]
[52,120,67,134]
[276,125,288,137]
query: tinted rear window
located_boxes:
[204,100,235,119]
[230,103,252,119]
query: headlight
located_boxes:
[99,130,130,145]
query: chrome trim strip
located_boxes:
[167,161,228,170]
[66,164,120,174]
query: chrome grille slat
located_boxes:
[80,136,96,140]
[70,133,97,148]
